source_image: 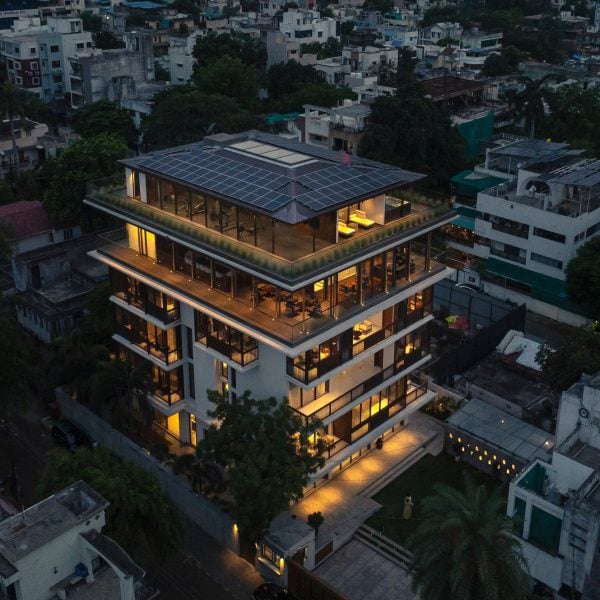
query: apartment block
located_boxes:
[279,9,339,45]
[85,132,454,483]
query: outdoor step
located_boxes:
[360,448,426,498]
[354,524,413,569]
[360,430,442,498]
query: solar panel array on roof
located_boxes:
[123,131,425,223]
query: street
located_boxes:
[0,405,260,600]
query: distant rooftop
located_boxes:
[0,200,52,241]
[122,131,424,224]
[448,398,554,462]
[0,481,107,576]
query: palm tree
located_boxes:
[514,75,557,138]
[0,82,25,179]
[407,475,530,600]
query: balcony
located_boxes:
[86,184,454,286]
[95,230,446,346]
[290,353,429,427]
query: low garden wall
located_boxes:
[55,388,240,554]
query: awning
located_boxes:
[452,215,475,230]
[451,169,505,198]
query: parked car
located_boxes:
[252,583,297,600]
[51,420,97,449]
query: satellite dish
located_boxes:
[579,407,590,419]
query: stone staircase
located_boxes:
[359,431,440,498]
[354,524,413,569]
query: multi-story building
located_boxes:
[449,136,597,323]
[84,132,454,483]
[279,9,339,45]
[0,16,93,102]
[69,31,155,108]
[266,30,317,69]
[168,30,203,85]
[507,372,600,598]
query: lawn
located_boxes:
[365,453,507,545]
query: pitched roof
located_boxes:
[0,201,52,240]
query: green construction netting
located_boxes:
[456,110,495,156]
[265,113,300,125]
[529,506,562,554]
[450,169,504,198]
[485,258,589,315]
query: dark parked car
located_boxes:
[252,583,297,600]
[51,420,97,449]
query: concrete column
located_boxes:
[119,574,135,600]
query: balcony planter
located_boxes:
[376,437,384,450]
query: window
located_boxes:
[52,75,62,83]
[30,47,36,55]
[530,252,563,270]
[32,77,39,85]
[586,222,600,237]
[76,42,84,49]
[63,228,73,240]
[86,41,92,47]
[50,45,59,53]
[31,62,38,70]
[51,60,60,68]
[14,62,21,70]
[533,227,565,244]
[188,363,195,399]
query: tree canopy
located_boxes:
[270,81,357,113]
[0,296,43,415]
[199,391,323,544]
[482,46,522,77]
[43,133,127,226]
[267,60,320,100]
[300,38,342,60]
[359,87,467,187]
[141,86,261,151]
[408,475,530,600]
[537,327,600,391]
[566,236,600,319]
[194,56,260,110]
[37,447,183,560]
[192,32,266,69]
[70,99,137,147]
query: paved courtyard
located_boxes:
[314,539,415,600]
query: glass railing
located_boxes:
[115,323,182,365]
[96,229,444,346]
[87,183,453,283]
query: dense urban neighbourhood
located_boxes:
[1,0,600,599]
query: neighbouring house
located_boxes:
[450,135,598,324]
[279,9,339,45]
[0,200,108,341]
[507,372,600,598]
[0,480,156,600]
[266,30,317,69]
[300,100,370,155]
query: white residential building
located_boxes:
[507,373,600,597]
[315,45,397,85]
[450,136,597,323]
[419,21,462,45]
[168,30,202,84]
[0,16,94,102]
[279,9,339,45]
[266,30,317,69]
[84,131,454,489]
[0,481,153,600]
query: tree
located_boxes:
[543,85,600,156]
[420,5,459,27]
[537,328,600,391]
[141,87,261,151]
[408,476,530,600]
[199,391,324,545]
[37,447,183,560]
[300,38,342,60]
[362,0,393,13]
[70,99,137,147]
[192,32,266,69]
[81,10,102,32]
[194,56,260,110]
[566,236,600,319]
[270,82,357,113]
[513,76,555,138]
[267,60,320,100]
[482,46,522,77]
[93,31,126,50]
[0,82,26,179]
[0,296,43,415]
[43,133,127,227]
[359,87,467,187]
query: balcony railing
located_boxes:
[96,230,444,346]
[86,183,453,284]
[489,247,526,265]
[290,359,428,427]
[491,222,529,239]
